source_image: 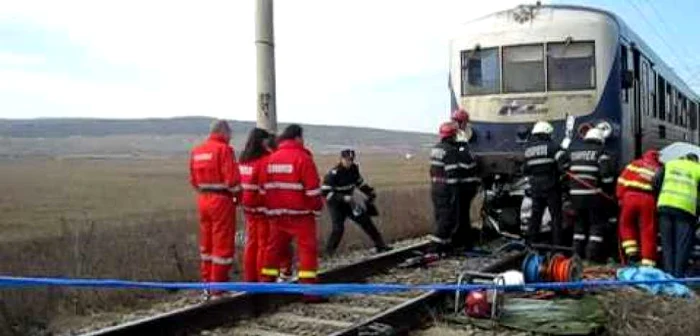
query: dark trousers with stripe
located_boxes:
[325,203,385,254]
[571,195,607,262]
[659,208,696,277]
[528,189,563,246]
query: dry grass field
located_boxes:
[0,153,433,334]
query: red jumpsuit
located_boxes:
[239,155,292,282]
[189,133,241,283]
[260,140,323,284]
[616,150,661,267]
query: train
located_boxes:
[449,4,700,236]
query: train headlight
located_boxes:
[596,121,613,139]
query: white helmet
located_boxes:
[584,127,605,142]
[531,121,553,135]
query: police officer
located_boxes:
[563,127,615,262]
[321,149,391,255]
[430,122,479,254]
[523,121,566,246]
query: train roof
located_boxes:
[457,4,699,101]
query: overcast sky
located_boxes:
[0,0,698,133]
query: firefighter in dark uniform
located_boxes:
[563,127,615,262]
[429,122,480,254]
[523,121,566,246]
[321,149,392,255]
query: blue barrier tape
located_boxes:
[2,275,700,295]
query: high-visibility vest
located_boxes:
[657,159,700,216]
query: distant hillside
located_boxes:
[0,117,435,158]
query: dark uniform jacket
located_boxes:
[564,140,615,197]
[523,136,566,196]
[321,163,378,216]
[429,139,479,188]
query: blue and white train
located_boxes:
[449,4,700,187]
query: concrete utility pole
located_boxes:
[255,0,277,133]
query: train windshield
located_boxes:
[461,48,500,96]
[503,44,545,93]
[547,42,596,91]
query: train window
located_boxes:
[658,76,666,120]
[547,42,596,91]
[649,69,657,118]
[503,44,545,93]
[461,48,500,96]
[691,102,698,131]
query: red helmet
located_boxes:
[465,290,491,318]
[451,109,469,123]
[439,122,458,139]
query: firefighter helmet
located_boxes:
[451,109,470,124]
[531,121,554,135]
[439,122,458,139]
[584,127,605,142]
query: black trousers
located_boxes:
[571,195,607,262]
[528,189,563,246]
[325,203,386,254]
[659,208,696,277]
[431,184,476,251]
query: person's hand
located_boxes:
[343,195,353,203]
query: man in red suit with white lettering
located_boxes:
[259,124,325,302]
[189,120,241,299]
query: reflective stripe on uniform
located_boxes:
[306,188,321,196]
[431,177,459,184]
[570,165,599,173]
[617,177,652,191]
[527,158,555,166]
[334,184,355,191]
[625,246,639,254]
[326,192,335,200]
[460,177,481,183]
[298,270,317,279]
[241,183,259,191]
[621,240,638,248]
[212,256,234,265]
[261,268,279,276]
[243,206,267,213]
[626,164,656,178]
[458,162,477,169]
[641,259,656,267]
[321,185,333,190]
[576,174,597,181]
[264,182,304,190]
[601,177,615,184]
[570,189,601,195]
[573,234,586,241]
[198,183,228,190]
[444,164,459,171]
[200,254,212,261]
[430,160,444,167]
[266,208,314,216]
[589,235,604,242]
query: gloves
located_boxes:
[343,195,353,203]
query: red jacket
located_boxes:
[239,154,268,214]
[260,140,323,216]
[616,149,661,199]
[189,134,241,198]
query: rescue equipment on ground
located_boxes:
[521,252,582,284]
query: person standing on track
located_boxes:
[189,120,241,298]
[321,149,392,256]
[259,124,326,302]
[522,121,566,246]
[239,128,292,282]
[429,121,480,254]
[616,149,662,267]
[653,153,700,277]
[562,127,615,263]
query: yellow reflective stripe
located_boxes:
[261,268,279,276]
[621,240,638,248]
[617,178,652,190]
[624,247,639,254]
[626,164,655,177]
[641,259,656,267]
[298,270,317,279]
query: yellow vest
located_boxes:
[658,158,700,215]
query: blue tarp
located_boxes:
[617,267,694,297]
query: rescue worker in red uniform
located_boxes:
[259,124,325,302]
[616,149,662,267]
[189,120,241,297]
[239,128,292,282]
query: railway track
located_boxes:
[79,238,526,336]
